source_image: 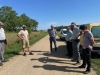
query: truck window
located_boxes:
[91,26,100,38]
[63,31,67,34]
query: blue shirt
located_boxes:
[65,30,73,41]
[48,29,57,37]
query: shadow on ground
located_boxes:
[37,45,68,58]
[33,64,83,73]
[30,45,84,73]
[31,57,73,65]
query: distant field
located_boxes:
[4,31,48,59]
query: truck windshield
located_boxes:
[63,31,67,34]
[91,26,100,38]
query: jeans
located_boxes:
[0,42,5,63]
[82,48,91,71]
[49,37,57,51]
[72,39,80,63]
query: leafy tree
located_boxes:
[0,6,38,32]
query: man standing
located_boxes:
[48,25,57,52]
[0,21,7,66]
[65,27,73,57]
[17,25,33,56]
[71,22,81,65]
[78,25,94,74]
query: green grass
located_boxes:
[4,32,47,59]
[92,59,100,75]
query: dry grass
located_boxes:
[4,31,48,59]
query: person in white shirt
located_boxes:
[70,22,81,65]
[17,25,33,56]
[65,27,73,57]
[0,21,8,66]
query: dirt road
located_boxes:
[0,35,97,75]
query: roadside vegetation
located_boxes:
[4,31,47,59]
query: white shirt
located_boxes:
[0,28,6,40]
[72,27,80,39]
[18,30,28,40]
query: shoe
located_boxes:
[71,59,76,62]
[23,53,26,56]
[84,70,90,74]
[78,65,85,68]
[55,49,57,52]
[2,59,9,62]
[29,52,33,55]
[74,63,81,65]
[0,63,3,66]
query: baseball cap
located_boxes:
[71,22,76,25]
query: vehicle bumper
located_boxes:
[80,45,100,53]
[92,46,100,53]
[60,36,65,40]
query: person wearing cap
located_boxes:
[70,22,82,65]
[17,25,33,56]
[78,25,94,74]
[0,21,8,66]
[48,25,57,52]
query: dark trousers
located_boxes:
[82,48,91,71]
[49,37,57,51]
[66,41,73,57]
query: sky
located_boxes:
[0,0,100,30]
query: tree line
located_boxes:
[54,25,81,31]
[0,6,38,32]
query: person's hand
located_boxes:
[5,39,7,44]
[21,38,24,40]
[89,46,93,50]
[76,36,78,39]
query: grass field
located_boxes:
[4,31,48,59]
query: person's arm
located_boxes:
[76,30,83,39]
[27,30,29,40]
[65,34,67,41]
[89,33,94,46]
[17,31,23,40]
[90,39,94,47]
[69,32,73,41]
[55,29,57,36]
[17,34,23,40]
[3,28,7,44]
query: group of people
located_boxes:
[0,21,33,66]
[0,21,94,74]
[48,22,94,74]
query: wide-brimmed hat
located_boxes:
[22,25,27,28]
